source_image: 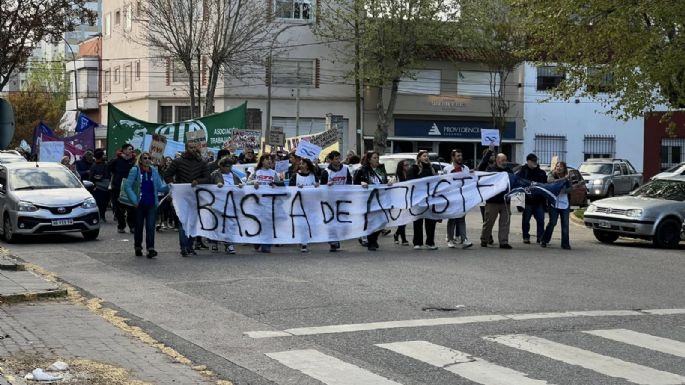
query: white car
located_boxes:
[0,162,100,242]
[651,162,685,180]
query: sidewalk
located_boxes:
[0,251,225,385]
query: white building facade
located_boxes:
[522,62,644,171]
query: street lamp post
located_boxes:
[63,37,79,111]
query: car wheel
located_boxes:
[82,229,99,241]
[3,214,17,244]
[606,185,614,198]
[653,218,681,249]
[593,229,619,244]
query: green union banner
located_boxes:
[106,102,247,156]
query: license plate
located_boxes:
[51,219,73,226]
[598,221,611,228]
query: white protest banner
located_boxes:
[171,172,510,244]
[275,160,290,173]
[39,141,65,162]
[295,140,322,160]
[481,129,500,146]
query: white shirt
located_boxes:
[295,173,317,187]
[254,169,278,186]
[555,192,570,209]
[443,164,470,175]
[222,173,235,186]
[326,165,350,185]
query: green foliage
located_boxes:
[510,0,685,120]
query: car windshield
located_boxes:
[10,167,82,190]
[579,163,612,174]
[663,163,685,173]
[630,179,685,201]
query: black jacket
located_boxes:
[408,162,435,180]
[516,165,548,204]
[164,151,209,184]
[107,155,135,191]
[485,162,513,204]
[353,165,387,185]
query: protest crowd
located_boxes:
[16,140,572,259]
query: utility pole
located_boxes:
[295,63,301,137]
[63,37,78,111]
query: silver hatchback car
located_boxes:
[0,162,100,242]
[583,176,685,248]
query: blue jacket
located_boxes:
[125,165,169,207]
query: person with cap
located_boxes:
[515,153,549,244]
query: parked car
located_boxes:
[0,150,27,164]
[0,162,99,243]
[380,153,446,178]
[583,176,685,248]
[651,162,685,180]
[579,158,643,200]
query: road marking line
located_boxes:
[377,340,555,385]
[484,334,685,385]
[245,308,685,338]
[584,329,685,358]
[266,349,403,385]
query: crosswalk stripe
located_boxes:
[585,329,685,358]
[485,334,685,385]
[377,341,555,385]
[266,349,403,385]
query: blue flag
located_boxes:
[507,174,569,204]
[76,112,98,132]
[31,122,55,154]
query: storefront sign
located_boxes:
[394,119,516,139]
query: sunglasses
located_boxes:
[142,156,151,160]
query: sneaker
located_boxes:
[181,249,189,257]
[462,240,473,249]
[562,245,571,250]
[211,243,219,252]
[481,242,488,247]
[134,248,143,257]
[500,244,513,249]
[425,245,438,250]
[367,245,378,251]
[541,242,547,248]
[413,245,422,250]
[393,234,400,244]
[147,249,157,258]
[301,245,308,253]
[226,244,236,254]
[188,249,198,256]
[401,241,410,246]
[117,228,126,234]
[447,241,456,248]
[523,238,531,244]
[488,239,495,245]
[381,229,391,236]
[330,244,337,252]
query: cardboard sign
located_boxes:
[150,134,168,164]
[229,129,261,151]
[40,141,65,162]
[480,129,500,146]
[275,160,290,173]
[295,140,322,161]
[309,127,339,149]
[268,127,286,147]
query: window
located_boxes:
[271,59,314,87]
[620,163,628,175]
[457,70,500,97]
[583,135,615,160]
[124,63,132,90]
[124,4,133,31]
[587,67,615,93]
[104,70,111,93]
[172,61,189,83]
[536,66,565,91]
[135,61,140,80]
[115,10,121,25]
[113,66,120,84]
[661,138,685,170]
[104,13,111,37]
[175,106,192,121]
[160,106,173,123]
[274,0,313,20]
[534,134,567,165]
[398,69,441,95]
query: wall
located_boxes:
[643,111,685,179]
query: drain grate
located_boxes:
[421,305,465,312]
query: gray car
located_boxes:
[583,176,685,248]
[0,162,100,243]
[579,158,643,200]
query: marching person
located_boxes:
[210,156,243,254]
[408,150,438,250]
[238,147,257,164]
[248,153,284,253]
[125,152,168,258]
[75,150,94,181]
[480,152,514,249]
[164,141,210,257]
[353,151,392,251]
[541,161,572,250]
[392,160,410,246]
[516,153,548,244]
[444,148,473,249]
[108,143,136,234]
[289,158,320,253]
[88,148,110,223]
[320,150,352,252]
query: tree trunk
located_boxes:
[373,79,400,154]
[204,61,220,115]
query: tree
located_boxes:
[137,0,278,117]
[318,0,457,154]
[510,0,685,120]
[6,58,69,148]
[0,0,96,90]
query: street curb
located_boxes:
[570,212,585,226]
[0,260,25,271]
[0,288,68,303]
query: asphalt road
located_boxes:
[4,211,685,385]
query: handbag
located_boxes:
[118,167,140,206]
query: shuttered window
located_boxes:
[534,134,566,165]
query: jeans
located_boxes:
[413,218,437,246]
[447,217,467,241]
[178,224,194,251]
[134,203,156,250]
[542,207,570,247]
[93,189,110,220]
[522,203,545,241]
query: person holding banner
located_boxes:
[480,152,514,249]
[444,149,474,249]
[320,150,353,252]
[248,153,284,253]
[125,152,169,258]
[408,150,439,250]
[353,151,391,251]
[209,156,243,254]
[541,162,572,250]
[289,158,320,253]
